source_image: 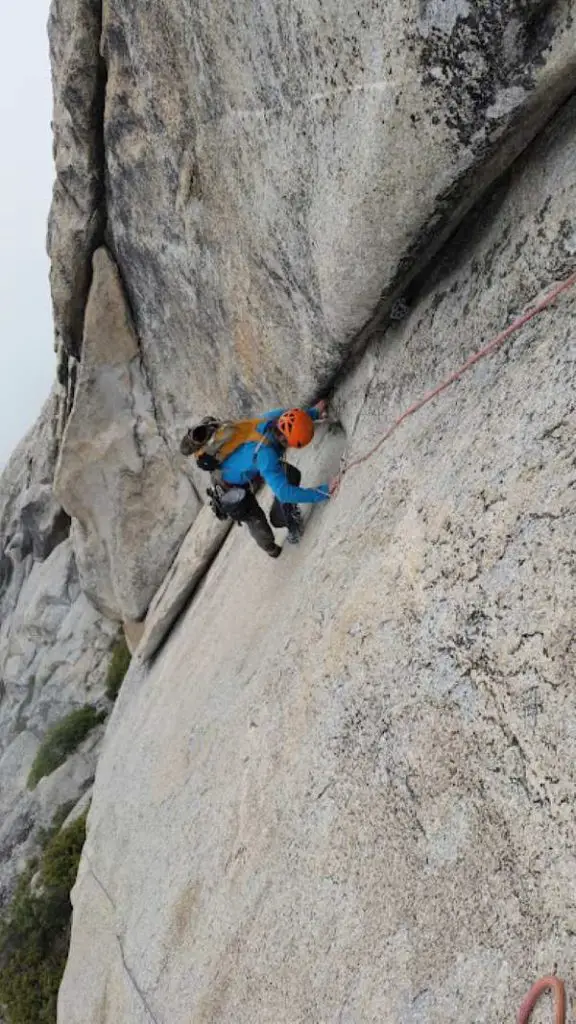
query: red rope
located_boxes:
[517,976,567,1024]
[341,270,576,478]
[334,277,576,1022]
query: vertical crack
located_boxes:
[83,853,162,1024]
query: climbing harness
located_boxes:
[517,975,566,1023]
[337,270,576,484]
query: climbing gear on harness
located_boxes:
[205,484,253,524]
[335,269,576,488]
[277,409,315,448]
[205,485,229,521]
[517,975,566,1023]
[218,487,252,522]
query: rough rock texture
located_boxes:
[48,0,576,440]
[58,95,576,1024]
[45,0,576,662]
[123,619,146,655]
[137,508,231,662]
[47,0,105,361]
[61,787,94,829]
[54,247,199,621]
[0,402,116,907]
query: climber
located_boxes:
[179,403,338,557]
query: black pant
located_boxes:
[240,465,301,553]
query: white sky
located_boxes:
[0,0,55,467]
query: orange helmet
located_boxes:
[277,409,315,448]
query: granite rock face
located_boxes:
[45,0,576,631]
[58,93,576,1024]
[136,507,231,663]
[54,247,199,622]
[47,0,105,363]
[48,0,576,439]
[0,402,116,908]
[36,0,576,1017]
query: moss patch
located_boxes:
[105,633,131,701]
[27,706,105,790]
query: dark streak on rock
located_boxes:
[417,0,557,148]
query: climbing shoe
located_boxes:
[286,506,303,545]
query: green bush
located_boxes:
[0,813,87,1024]
[27,707,105,790]
[105,633,131,701]
[40,815,87,892]
[35,801,77,851]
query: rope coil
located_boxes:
[518,976,567,1024]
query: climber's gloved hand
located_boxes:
[313,398,329,420]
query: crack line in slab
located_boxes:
[83,854,162,1024]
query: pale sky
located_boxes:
[0,0,55,467]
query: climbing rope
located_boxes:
[517,975,567,1023]
[328,273,576,1019]
[338,269,576,482]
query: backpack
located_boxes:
[194,418,272,473]
[194,418,274,523]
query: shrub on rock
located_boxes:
[105,634,131,701]
[27,707,105,789]
[0,813,87,1024]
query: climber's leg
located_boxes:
[241,492,281,557]
[270,465,304,544]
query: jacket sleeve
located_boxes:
[256,447,330,504]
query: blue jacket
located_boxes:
[219,407,330,504]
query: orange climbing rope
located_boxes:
[517,976,567,1023]
[339,269,576,480]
